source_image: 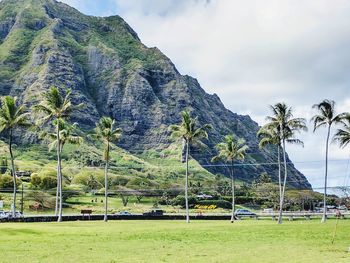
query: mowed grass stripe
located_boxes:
[0,220,349,263]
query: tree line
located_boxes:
[0,87,349,224]
[0,87,121,222]
[170,101,350,224]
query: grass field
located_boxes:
[0,220,349,263]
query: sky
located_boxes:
[59,0,350,190]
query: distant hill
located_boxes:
[0,0,311,189]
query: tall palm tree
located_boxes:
[263,103,307,224]
[311,100,346,223]
[334,115,350,148]
[170,110,212,223]
[257,127,282,203]
[41,120,83,213]
[0,96,30,217]
[94,117,122,222]
[212,135,248,223]
[33,87,81,222]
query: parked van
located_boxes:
[143,209,164,216]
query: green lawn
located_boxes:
[0,220,349,263]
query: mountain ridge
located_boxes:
[0,0,312,189]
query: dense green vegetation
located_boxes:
[0,220,349,262]
[0,140,236,215]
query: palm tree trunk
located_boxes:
[104,141,110,222]
[55,122,60,217]
[278,139,288,224]
[57,123,63,222]
[322,126,331,223]
[277,145,282,208]
[9,129,16,217]
[56,143,64,216]
[55,184,59,216]
[230,159,235,223]
[58,150,63,222]
[185,140,190,223]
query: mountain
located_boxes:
[0,0,311,189]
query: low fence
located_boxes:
[0,212,349,223]
[0,214,231,223]
[254,211,350,221]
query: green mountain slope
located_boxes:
[0,0,311,189]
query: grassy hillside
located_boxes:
[0,140,220,191]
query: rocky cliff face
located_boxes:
[0,0,311,189]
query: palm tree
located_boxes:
[257,127,283,204]
[170,110,212,223]
[263,103,307,224]
[212,135,248,223]
[0,96,30,217]
[94,117,122,222]
[41,120,83,213]
[334,114,350,188]
[46,120,83,152]
[33,87,81,222]
[334,115,350,148]
[311,100,346,223]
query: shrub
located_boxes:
[38,168,57,178]
[0,174,21,189]
[0,158,8,174]
[62,186,84,202]
[26,191,55,209]
[126,177,155,188]
[170,195,198,208]
[111,176,129,186]
[61,166,80,181]
[119,194,129,207]
[41,176,57,190]
[30,173,57,190]
[30,173,41,188]
[71,169,105,188]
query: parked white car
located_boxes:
[0,211,8,219]
[3,211,23,219]
[234,209,257,217]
